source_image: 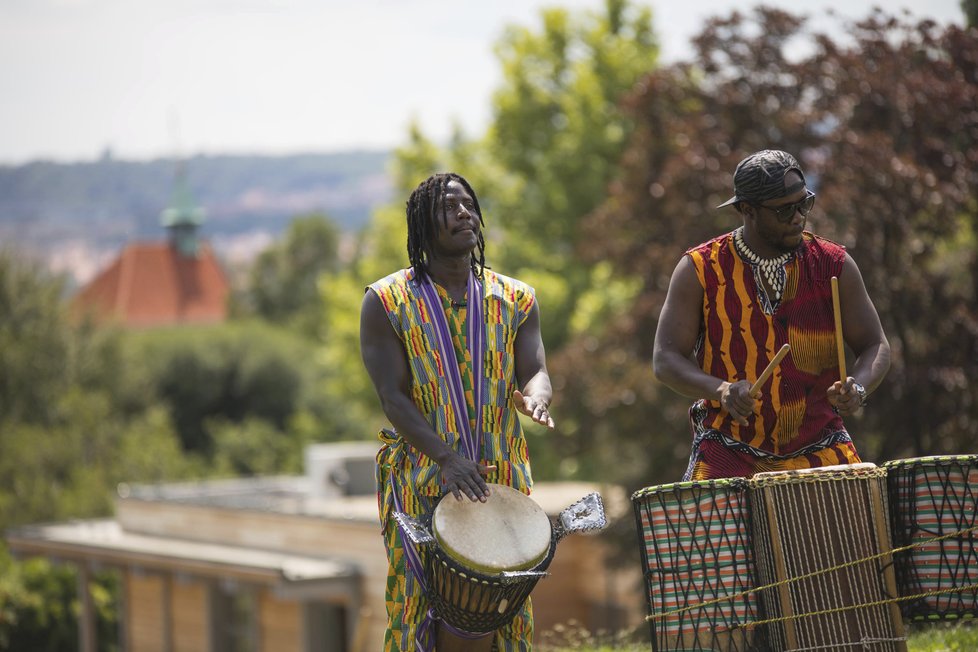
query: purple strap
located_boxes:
[415,270,485,462]
[395,269,488,651]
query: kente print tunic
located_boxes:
[684,231,862,480]
[369,267,536,652]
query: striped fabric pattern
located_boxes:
[370,267,537,502]
[370,267,538,651]
[685,231,860,479]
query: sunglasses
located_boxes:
[757,190,816,223]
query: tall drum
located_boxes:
[884,455,978,621]
[632,479,761,651]
[748,463,907,652]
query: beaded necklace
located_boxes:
[733,227,792,314]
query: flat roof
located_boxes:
[117,477,626,523]
[6,519,357,586]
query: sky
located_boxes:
[0,0,966,165]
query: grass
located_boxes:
[536,620,978,651]
[905,619,978,651]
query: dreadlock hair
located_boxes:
[406,172,486,282]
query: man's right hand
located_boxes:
[439,453,495,502]
[719,380,755,426]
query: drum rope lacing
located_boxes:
[645,520,978,626]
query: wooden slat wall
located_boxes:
[116,501,391,649]
[127,573,165,652]
[259,589,301,652]
[171,578,209,652]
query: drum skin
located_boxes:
[432,483,551,573]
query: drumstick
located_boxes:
[749,343,791,398]
[831,276,847,382]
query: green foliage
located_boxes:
[124,321,322,456]
[0,553,77,652]
[316,270,387,441]
[211,417,306,476]
[0,252,71,426]
[907,621,978,650]
[545,622,978,651]
[0,251,198,530]
[536,618,645,651]
[237,213,342,337]
[483,0,659,351]
[0,388,199,531]
[0,547,119,652]
[963,0,978,28]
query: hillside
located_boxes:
[0,150,392,285]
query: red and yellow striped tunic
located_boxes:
[684,230,862,480]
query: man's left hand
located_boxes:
[513,390,555,429]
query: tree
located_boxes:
[239,213,342,337]
[559,8,978,488]
[127,322,330,458]
[0,251,192,651]
[481,0,659,351]
[964,0,977,28]
[0,252,71,426]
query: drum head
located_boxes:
[432,483,552,573]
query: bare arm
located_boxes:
[652,256,753,425]
[827,253,891,414]
[512,301,555,428]
[359,290,492,501]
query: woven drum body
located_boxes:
[884,455,978,621]
[426,483,554,635]
[632,479,761,651]
[748,463,907,652]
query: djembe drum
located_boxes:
[748,463,907,652]
[632,478,761,651]
[394,483,607,637]
[884,455,978,621]
[427,483,554,634]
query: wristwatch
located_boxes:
[851,382,868,407]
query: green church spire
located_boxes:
[160,162,206,257]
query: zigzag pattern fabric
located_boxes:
[684,231,862,480]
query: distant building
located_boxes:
[6,443,641,652]
[70,166,230,328]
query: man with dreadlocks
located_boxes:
[360,172,554,651]
[653,149,890,480]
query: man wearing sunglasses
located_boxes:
[652,149,890,480]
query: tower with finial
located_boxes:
[160,162,206,257]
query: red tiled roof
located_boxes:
[71,241,230,328]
